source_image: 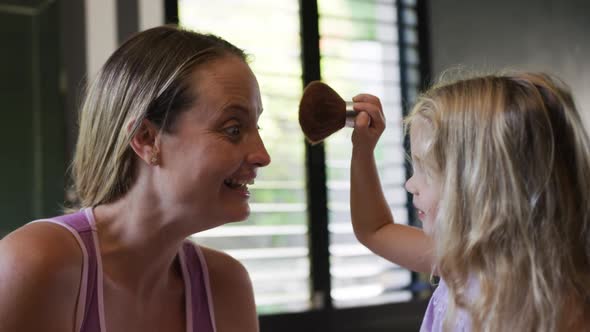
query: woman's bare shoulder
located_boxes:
[199,245,250,284]
[1,220,84,261]
[0,221,84,331]
[198,244,259,332]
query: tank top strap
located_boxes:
[31,209,102,332]
[181,241,217,332]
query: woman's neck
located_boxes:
[560,291,590,330]
[91,191,190,296]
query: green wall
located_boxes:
[0,0,65,235]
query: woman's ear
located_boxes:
[128,118,160,165]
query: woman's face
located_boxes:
[405,119,441,236]
[156,55,271,230]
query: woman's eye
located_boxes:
[224,126,241,137]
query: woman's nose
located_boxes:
[248,133,271,167]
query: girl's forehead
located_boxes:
[409,117,433,155]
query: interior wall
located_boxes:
[0,0,163,234]
[427,0,590,125]
[0,0,64,233]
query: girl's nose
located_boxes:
[405,176,417,195]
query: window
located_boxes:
[178,0,309,314]
[173,0,429,329]
[319,0,413,308]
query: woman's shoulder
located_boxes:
[0,221,84,330]
[197,244,259,332]
[0,219,85,270]
[198,244,251,284]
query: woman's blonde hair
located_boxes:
[71,26,246,209]
[406,72,590,331]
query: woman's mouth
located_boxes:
[224,178,254,196]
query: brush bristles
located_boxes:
[299,81,346,144]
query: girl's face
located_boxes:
[405,119,441,236]
[156,55,271,231]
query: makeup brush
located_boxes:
[298,81,356,144]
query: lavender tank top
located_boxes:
[420,278,473,332]
[32,208,216,332]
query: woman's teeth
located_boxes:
[224,178,254,189]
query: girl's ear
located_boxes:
[128,118,160,165]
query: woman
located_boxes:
[0,25,270,332]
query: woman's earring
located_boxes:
[150,152,159,165]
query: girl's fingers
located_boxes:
[353,102,385,129]
[354,111,371,129]
[351,94,385,148]
[352,94,384,115]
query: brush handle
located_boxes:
[345,102,356,127]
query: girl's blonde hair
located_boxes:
[406,72,590,331]
[71,26,246,209]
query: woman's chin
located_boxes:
[227,207,251,223]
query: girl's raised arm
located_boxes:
[350,94,434,274]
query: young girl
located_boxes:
[350,72,590,331]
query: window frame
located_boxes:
[166,0,432,330]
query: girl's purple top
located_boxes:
[32,208,217,332]
[420,279,473,332]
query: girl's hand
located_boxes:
[351,94,386,151]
